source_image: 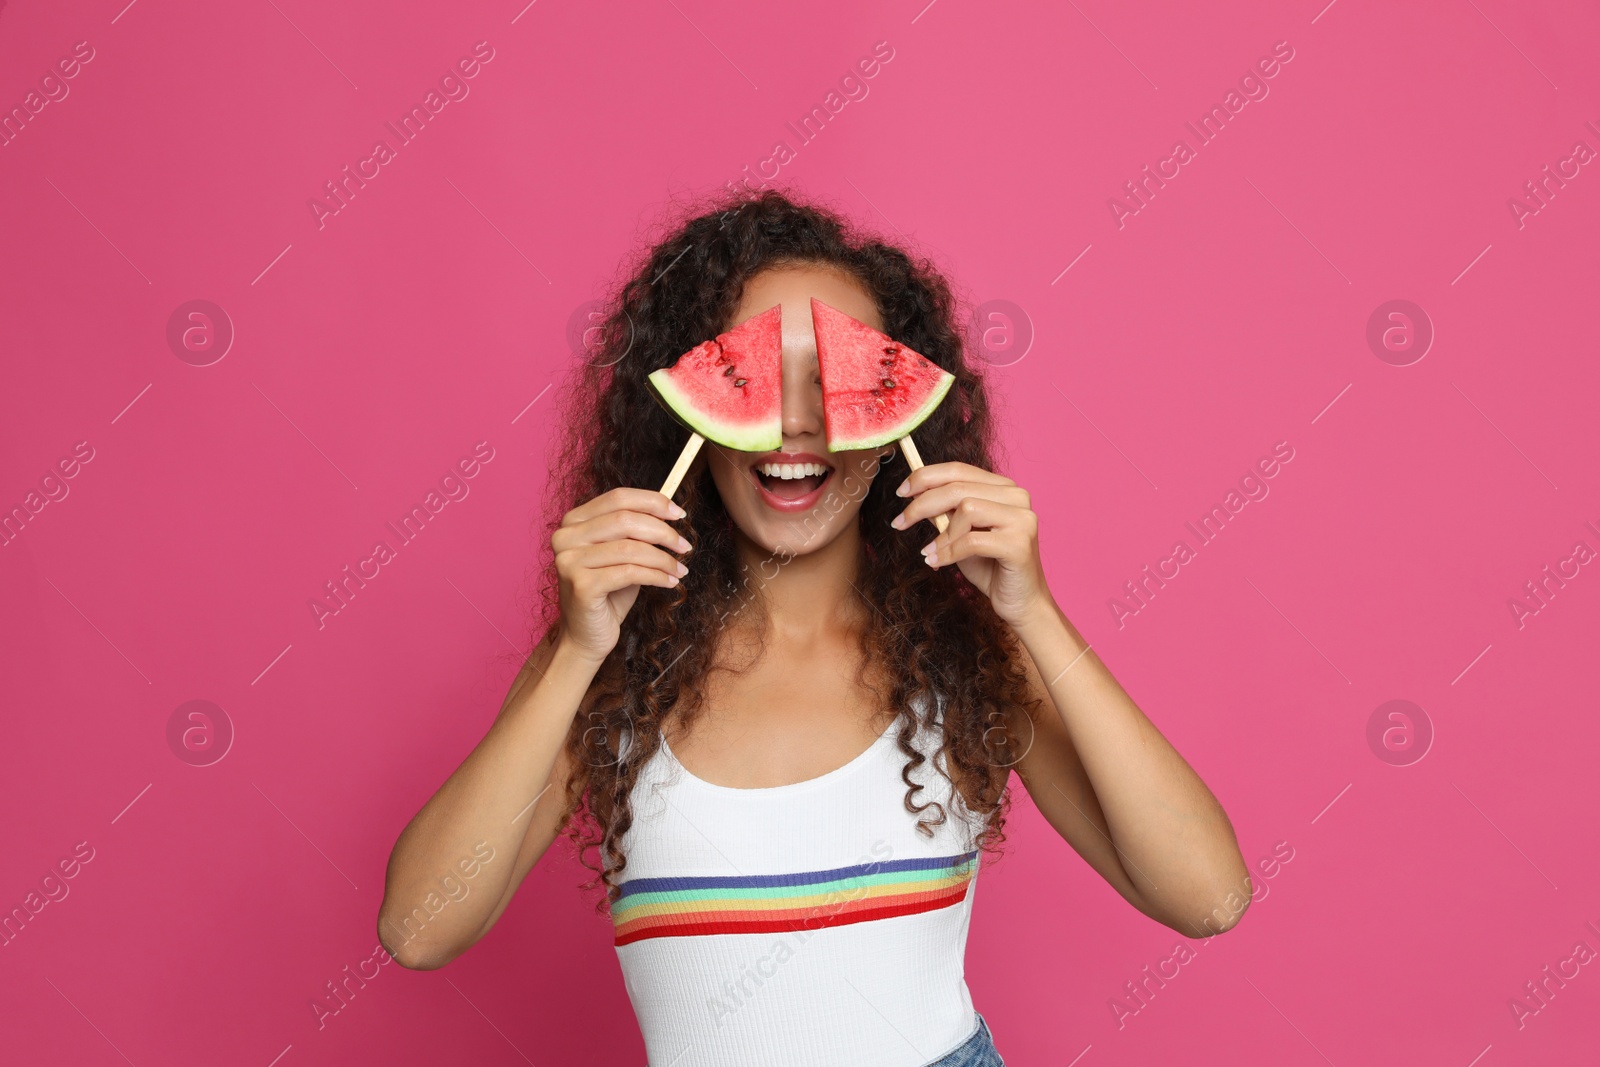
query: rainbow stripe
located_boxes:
[612,851,978,946]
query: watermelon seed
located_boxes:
[723,366,735,376]
[734,378,747,387]
[881,378,896,389]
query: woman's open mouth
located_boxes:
[751,455,835,512]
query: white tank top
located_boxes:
[610,693,986,1067]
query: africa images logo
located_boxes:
[307,42,497,230]
[1107,39,1296,229]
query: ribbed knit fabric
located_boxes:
[610,694,986,1067]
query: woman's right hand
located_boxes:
[552,487,691,664]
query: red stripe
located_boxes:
[614,883,971,946]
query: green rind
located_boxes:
[826,370,955,451]
[647,367,782,453]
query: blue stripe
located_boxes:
[616,850,978,900]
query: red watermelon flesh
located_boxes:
[646,304,784,452]
[810,298,955,451]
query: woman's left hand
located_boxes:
[890,461,1052,629]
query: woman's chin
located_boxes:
[734,506,851,559]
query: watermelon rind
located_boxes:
[826,369,954,451]
[810,298,956,452]
[644,305,785,453]
[646,366,783,452]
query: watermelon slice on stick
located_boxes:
[646,304,785,500]
[811,298,956,533]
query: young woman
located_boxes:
[378,191,1250,1067]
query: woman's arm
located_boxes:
[1004,601,1251,937]
[376,628,603,970]
[377,485,689,968]
[893,462,1250,936]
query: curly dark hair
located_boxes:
[527,187,1042,913]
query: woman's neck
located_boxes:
[730,518,868,643]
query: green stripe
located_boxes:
[613,861,974,913]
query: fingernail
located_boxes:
[890,513,906,529]
[677,537,692,552]
[924,548,938,567]
[667,573,680,585]
[895,481,910,497]
[921,541,937,559]
[668,503,686,518]
[676,562,689,577]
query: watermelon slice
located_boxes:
[811,298,955,451]
[646,305,784,452]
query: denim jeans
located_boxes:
[921,1012,1005,1067]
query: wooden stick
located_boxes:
[898,435,949,535]
[659,431,705,500]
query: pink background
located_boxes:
[3,0,1598,1063]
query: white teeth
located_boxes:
[757,461,831,479]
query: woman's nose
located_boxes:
[781,358,824,439]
